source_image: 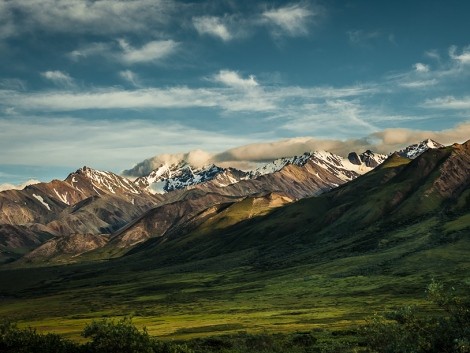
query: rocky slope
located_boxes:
[0,167,161,263]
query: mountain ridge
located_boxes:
[0,139,449,265]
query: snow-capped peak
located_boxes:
[348,150,388,168]
[250,150,375,182]
[397,139,444,159]
[134,162,228,194]
[250,152,312,177]
[67,166,142,195]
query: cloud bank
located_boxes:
[0,179,40,192]
[122,123,470,176]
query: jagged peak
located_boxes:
[65,166,142,195]
[72,165,107,176]
[397,139,444,159]
[423,138,444,147]
[134,161,229,194]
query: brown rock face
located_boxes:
[20,233,109,264]
[0,167,161,263]
[432,141,470,198]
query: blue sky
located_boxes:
[1,0,470,184]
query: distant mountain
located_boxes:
[397,138,444,159]
[65,166,144,199]
[0,167,160,263]
[120,139,470,272]
[0,139,452,265]
[134,163,248,193]
[29,150,382,260]
[347,150,388,168]
[135,150,378,196]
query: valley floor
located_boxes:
[1,234,468,341]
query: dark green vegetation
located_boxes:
[1,281,469,352]
[0,142,469,347]
[362,280,470,353]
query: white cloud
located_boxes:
[213,70,259,89]
[123,123,470,175]
[0,88,216,111]
[277,99,379,137]
[400,79,438,88]
[117,39,178,64]
[0,74,376,116]
[0,1,15,39]
[0,86,276,113]
[68,42,112,61]
[449,45,470,65]
[370,123,470,150]
[387,45,470,91]
[41,70,75,88]
[425,49,441,62]
[0,0,176,38]
[119,70,140,87]
[68,39,178,64]
[0,78,26,91]
[193,16,232,41]
[0,179,40,192]
[413,63,430,73]
[0,116,258,172]
[123,150,214,176]
[423,96,470,110]
[262,3,315,36]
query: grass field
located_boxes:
[1,229,468,342]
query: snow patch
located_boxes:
[54,188,70,205]
[33,194,51,211]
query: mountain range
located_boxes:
[0,137,469,343]
[0,139,449,265]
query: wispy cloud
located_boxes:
[399,79,438,88]
[425,49,441,62]
[0,88,216,111]
[193,16,233,41]
[262,3,317,37]
[0,78,26,91]
[0,73,375,115]
[423,96,470,110]
[68,42,112,61]
[68,39,178,64]
[276,99,379,137]
[0,116,258,171]
[449,45,470,65]
[41,70,75,88]
[0,0,177,38]
[212,70,259,89]
[119,70,141,87]
[117,39,179,64]
[387,44,470,91]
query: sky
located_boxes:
[1,0,470,184]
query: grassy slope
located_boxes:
[0,149,469,341]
